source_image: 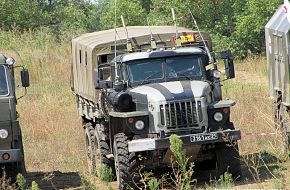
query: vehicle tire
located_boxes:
[114,133,140,190]
[5,131,26,181]
[84,122,96,175]
[215,142,241,180]
[94,124,115,174]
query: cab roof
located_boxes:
[117,47,206,62]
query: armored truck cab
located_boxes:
[71,26,241,189]
[0,54,29,179]
[266,5,290,151]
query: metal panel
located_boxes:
[266,5,290,105]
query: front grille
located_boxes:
[160,100,201,130]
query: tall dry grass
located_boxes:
[222,57,289,188]
[223,57,283,156]
[1,28,86,173]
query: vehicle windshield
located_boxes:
[0,66,9,96]
[127,55,203,85]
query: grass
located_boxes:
[169,135,195,190]
[96,165,113,183]
[215,172,234,189]
[0,29,289,189]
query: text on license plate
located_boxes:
[190,133,218,142]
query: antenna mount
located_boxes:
[172,8,181,47]
[121,15,133,52]
[147,18,157,50]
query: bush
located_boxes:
[96,165,114,183]
[215,172,234,189]
[169,134,195,190]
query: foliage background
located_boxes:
[0,0,282,57]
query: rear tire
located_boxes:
[5,132,26,182]
[84,122,96,175]
[216,142,241,180]
[114,133,140,190]
[94,124,115,174]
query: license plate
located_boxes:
[190,133,218,142]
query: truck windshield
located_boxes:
[0,66,9,96]
[127,55,203,85]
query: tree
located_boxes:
[100,0,147,29]
[0,0,44,30]
[230,0,281,57]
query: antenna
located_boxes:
[147,18,157,50]
[121,15,133,52]
[188,9,214,64]
[114,0,119,81]
[171,8,181,47]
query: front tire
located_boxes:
[94,124,115,173]
[114,133,140,190]
[216,142,241,180]
[5,132,26,181]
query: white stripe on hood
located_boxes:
[130,85,166,102]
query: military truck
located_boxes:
[0,53,29,178]
[265,5,290,153]
[71,26,241,189]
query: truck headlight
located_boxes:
[6,57,15,66]
[213,112,223,122]
[0,129,8,139]
[213,70,221,78]
[135,120,145,130]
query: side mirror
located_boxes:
[220,50,235,79]
[94,67,114,89]
[21,69,30,87]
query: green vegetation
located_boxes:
[0,0,281,57]
[16,174,27,190]
[147,178,159,190]
[215,172,234,189]
[16,174,40,190]
[30,181,40,190]
[169,135,195,190]
[96,165,114,183]
[272,167,287,189]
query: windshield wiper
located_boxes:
[140,71,161,85]
[175,71,191,80]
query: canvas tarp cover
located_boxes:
[71,26,211,102]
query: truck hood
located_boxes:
[0,98,11,121]
[129,80,211,103]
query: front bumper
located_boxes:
[0,149,22,163]
[128,130,241,152]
